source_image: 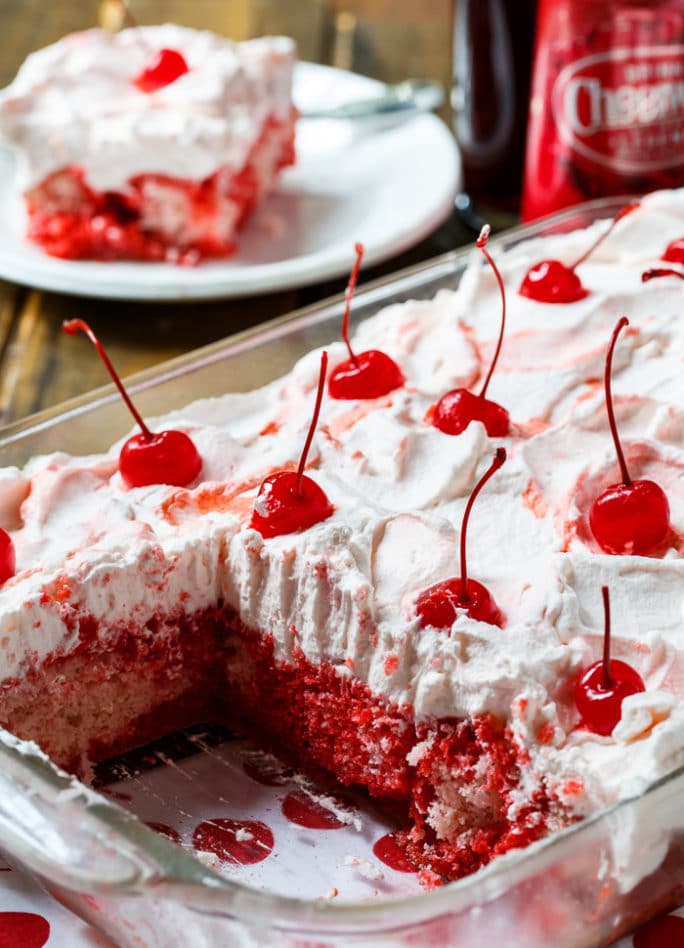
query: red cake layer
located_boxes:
[23,112,295,262]
[0,607,230,775]
[0,605,567,881]
[224,624,565,879]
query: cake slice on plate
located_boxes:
[0,25,296,262]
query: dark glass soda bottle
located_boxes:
[452,0,537,205]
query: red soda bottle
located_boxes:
[521,0,684,220]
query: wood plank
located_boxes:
[0,285,302,422]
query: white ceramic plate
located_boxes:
[0,62,460,301]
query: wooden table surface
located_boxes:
[0,0,497,428]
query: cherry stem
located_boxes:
[570,202,639,271]
[295,351,328,497]
[476,226,506,398]
[601,585,613,690]
[62,319,153,441]
[604,316,631,487]
[642,267,684,283]
[341,243,364,365]
[117,0,138,28]
[459,447,506,599]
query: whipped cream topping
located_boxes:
[0,25,295,191]
[0,190,683,840]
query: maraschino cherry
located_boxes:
[328,244,405,400]
[641,267,684,283]
[133,49,190,93]
[0,528,15,585]
[250,352,334,538]
[588,317,670,555]
[519,203,640,304]
[415,447,506,629]
[63,320,202,489]
[575,586,645,736]
[662,237,684,264]
[431,226,509,436]
[112,0,189,93]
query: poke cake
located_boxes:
[0,25,296,262]
[0,191,682,887]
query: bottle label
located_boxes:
[552,45,684,174]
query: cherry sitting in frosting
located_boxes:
[328,244,405,400]
[0,528,15,585]
[431,226,509,437]
[662,237,684,264]
[641,267,684,283]
[62,320,202,489]
[134,48,190,93]
[575,586,645,736]
[416,447,506,629]
[519,203,639,304]
[588,317,670,555]
[250,352,334,538]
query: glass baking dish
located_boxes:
[0,197,682,948]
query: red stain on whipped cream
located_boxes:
[325,395,394,438]
[522,480,549,519]
[192,818,274,864]
[575,379,602,404]
[0,913,50,948]
[562,780,584,797]
[161,468,293,524]
[259,419,281,436]
[536,721,555,744]
[384,654,399,675]
[53,574,72,602]
[513,416,551,438]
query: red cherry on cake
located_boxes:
[431,226,510,437]
[519,202,640,304]
[62,319,202,489]
[575,586,645,736]
[641,267,684,283]
[662,237,684,264]
[588,317,670,555]
[134,48,190,93]
[0,528,16,585]
[519,259,588,304]
[328,244,405,400]
[416,447,506,629]
[250,351,334,538]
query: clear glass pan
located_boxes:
[0,197,682,948]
